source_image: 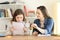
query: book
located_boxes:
[0,9,5,17]
[12,22,25,35]
[4,9,9,17]
[4,8,13,18]
[6,9,12,18]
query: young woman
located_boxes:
[31,6,54,36]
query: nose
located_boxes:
[37,14,40,17]
[18,18,21,20]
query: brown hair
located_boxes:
[37,6,54,33]
[12,9,25,22]
[37,6,51,19]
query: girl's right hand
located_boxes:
[11,27,15,32]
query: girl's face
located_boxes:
[36,9,44,19]
[16,14,23,22]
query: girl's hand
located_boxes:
[23,27,27,32]
[10,27,15,32]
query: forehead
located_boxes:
[36,9,41,12]
[36,9,42,14]
[16,14,23,17]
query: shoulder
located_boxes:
[11,21,17,27]
[46,18,54,24]
[47,18,54,22]
[12,21,16,24]
[34,19,40,22]
[34,19,40,24]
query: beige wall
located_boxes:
[53,3,60,35]
[52,3,57,34]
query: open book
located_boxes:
[12,22,25,35]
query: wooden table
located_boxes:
[0,36,60,40]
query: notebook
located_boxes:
[12,22,25,35]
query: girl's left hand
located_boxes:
[10,27,15,32]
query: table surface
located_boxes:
[0,36,60,40]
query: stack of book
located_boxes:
[0,9,13,18]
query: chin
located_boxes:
[37,17,40,19]
[37,18,40,20]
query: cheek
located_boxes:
[37,14,41,18]
[37,15,44,19]
[15,17,19,21]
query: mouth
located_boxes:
[37,16,40,18]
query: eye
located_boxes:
[20,17,22,18]
[36,12,40,15]
[17,17,19,19]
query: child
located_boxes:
[11,9,27,36]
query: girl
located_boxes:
[11,9,27,35]
[31,6,54,36]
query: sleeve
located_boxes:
[34,19,38,24]
[11,22,15,28]
[11,22,14,27]
[45,19,54,35]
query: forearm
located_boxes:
[36,26,47,34]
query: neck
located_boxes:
[40,18,45,29]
